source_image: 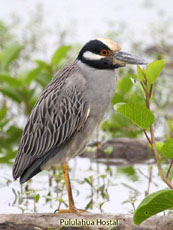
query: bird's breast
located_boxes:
[84,68,117,121]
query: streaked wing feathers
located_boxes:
[13,65,89,180]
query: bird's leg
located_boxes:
[58,162,87,215]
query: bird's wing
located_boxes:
[13,64,89,180]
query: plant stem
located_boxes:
[143,130,152,145]
[166,160,173,178]
[143,81,173,189]
[146,166,152,196]
[150,118,173,188]
[150,126,173,188]
[149,84,153,98]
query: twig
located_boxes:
[166,160,173,178]
[149,84,153,98]
[143,130,152,145]
[141,82,146,91]
[150,126,173,189]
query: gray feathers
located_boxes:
[13,63,89,182]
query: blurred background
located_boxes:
[0,0,173,214]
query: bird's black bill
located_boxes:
[114,51,148,65]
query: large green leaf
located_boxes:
[133,189,173,225]
[0,44,23,71]
[0,73,21,87]
[51,45,72,66]
[161,139,173,159]
[115,103,155,129]
[146,59,167,84]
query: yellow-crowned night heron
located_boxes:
[13,38,147,214]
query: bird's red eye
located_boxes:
[100,49,110,56]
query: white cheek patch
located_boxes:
[83,51,102,60]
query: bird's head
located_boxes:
[77,38,147,69]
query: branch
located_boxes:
[143,129,152,145]
[166,159,173,178]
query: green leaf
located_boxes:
[35,194,40,203]
[25,68,42,84]
[129,74,137,80]
[114,102,126,111]
[129,92,145,104]
[85,200,93,210]
[36,72,53,88]
[101,113,142,138]
[117,166,138,182]
[35,60,51,72]
[117,77,133,93]
[115,103,155,129]
[0,150,17,164]
[155,141,164,152]
[0,119,9,129]
[104,146,113,156]
[133,189,173,225]
[0,85,22,103]
[0,44,23,70]
[133,81,145,99]
[146,59,167,84]
[111,93,124,105]
[84,178,92,186]
[0,73,21,87]
[51,45,72,66]
[160,139,173,159]
[137,66,145,81]
[0,106,7,120]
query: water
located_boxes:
[0,157,166,214]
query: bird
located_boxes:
[12,38,147,215]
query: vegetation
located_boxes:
[0,7,173,227]
[114,59,173,224]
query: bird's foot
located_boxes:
[55,207,89,215]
